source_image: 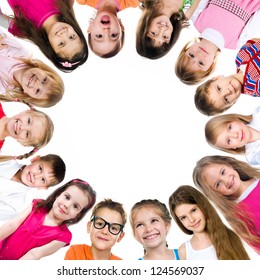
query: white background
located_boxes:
[0,0,259,265]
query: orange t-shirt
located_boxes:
[64,244,122,260]
[76,0,139,10]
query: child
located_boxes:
[0,27,64,108]
[193,155,260,254]
[0,178,96,260]
[195,38,260,116]
[136,0,191,59]
[169,185,250,259]
[0,102,54,162]
[64,198,126,260]
[205,105,260,165]
[78,0,138,58]
[175,0,260,85]
[0,0,88,72]
[130,199,180,260]
[0,153,66,220]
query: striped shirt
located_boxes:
[236,40,260,96]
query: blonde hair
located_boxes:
[1,59,64,108]
[0,108,54,162]
[175,41,217,85]
[205,113,253,154]
[193,155,260,252]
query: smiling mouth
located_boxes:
[28,74,35,87]
[144,233,159,240]
[199,47,208,54]
[55,27,66,35]
[12,120,18,135]
[157,21,168,28]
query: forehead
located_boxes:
[95,207,123,224]
[175,203,197,215]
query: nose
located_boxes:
[188,215,195,223]
[101,224,109,234]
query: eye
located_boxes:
[95,34,102,38]
[199,61,204,66]
[217,86,221,92]
[41,177,46,183]
[59,41,65,46]
[163,35,169,40]
[188,52,194,58]
[216,181,220,189]
[150,31,157,36]
[136,223,143,228]
[221,168,225,175]
[73,204,79,209]
[151,218,158,223]
[111,33,118,38]
[26,131,29,138]
[227,138,231,145]
[39,166,42,172]
[191,208,197,213]
[180,216,186,221]
[35,89,40,95]
[228,124,232,130]
[64,194,70,200]
[69,34,76,39]
[27,117,31,125]
[42,77,48,83]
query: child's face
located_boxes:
[88,12,123,55]
[52,185,90,223]
[185,41,215,72]
[48,22,83,59]
[214,120,252,150]
[87,208,124,251]
[19,67,54,100]
[7,111,45,146]
[147,16,173,47]
[207,75,242,111]
[202,163,242,197]
[21,159,55,189]
[174,204,206,233]
[132,207,170,249]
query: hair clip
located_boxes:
[60,61,81,68]
[33,148,38,153]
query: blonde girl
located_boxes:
[0,103,54,162]
[205,106,260,165]
[0,27,64,108]
[175,0,260,85]
[0,0,88,72]
[130,199,180,260]
[0,178,96,259]
[136,0,190,59]
[193,155,260,254]
[169,185,250,259]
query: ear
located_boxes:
[87,221,91,233]
[118,19,124,32]
[30,155,41,163]
[166,222,171,235]
[117,231,125,243]
[87,22,92,34]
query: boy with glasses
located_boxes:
[64,198,126,260]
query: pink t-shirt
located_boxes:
[237,180,260,251]
[0,199,72,260]
[0,103,6,149]
[7,0,60,36]
[194,0,260,49]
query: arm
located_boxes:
[0,8,12,29]
[185,0,202,20]
[178,243,186,260]
[0,204,32,241]
[19,240,67,260]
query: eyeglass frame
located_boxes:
[90,215,124,235]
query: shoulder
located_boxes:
[64,244,88,260]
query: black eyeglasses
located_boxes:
[90,215,124,235]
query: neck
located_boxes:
[161,0,183,16]
[144,244,173,260]
[42,14,59,33]
[97,0,118,14]
[238,178,256,197]
[12,167,25,184]
[90,245,112,260]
